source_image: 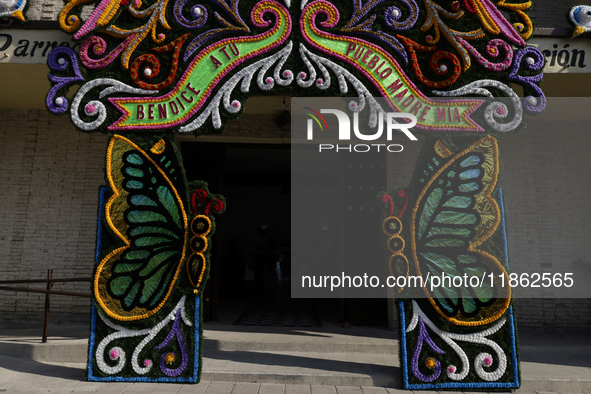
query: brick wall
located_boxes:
[499,120,591,330]
[25,0,96,21]
[529,0,575,29]
[0,108,107,324]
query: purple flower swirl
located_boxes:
[46,46,85,114]
[183,0,250,61]
[341,0,417,62]
[156,309,189,377]
[508,47,546,114]
[384,0,418,31]
[174,0,208,29]
[411,316,445,382]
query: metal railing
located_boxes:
[0,270,92,342]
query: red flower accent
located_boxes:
[129,34,190,90]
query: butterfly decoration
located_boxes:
[41,0,541,385]
[381,136,510,327]
[95,134,224,322]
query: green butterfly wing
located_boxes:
[410,136,510,326]
[95,136,189,321]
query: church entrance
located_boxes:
[182,141,388,328]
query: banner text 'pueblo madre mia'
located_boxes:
[300,0,485,132]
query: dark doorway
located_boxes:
[339,150,389,327]
[181,143,225,321]
[181,143,292,322]
[217,146,292,322]
[181,141,387,327]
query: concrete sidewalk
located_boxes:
[0,357,575,394]
[0,323,589,394]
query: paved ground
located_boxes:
[0,348,585,394]
[0,324,589,394]
[0,354,573,394]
